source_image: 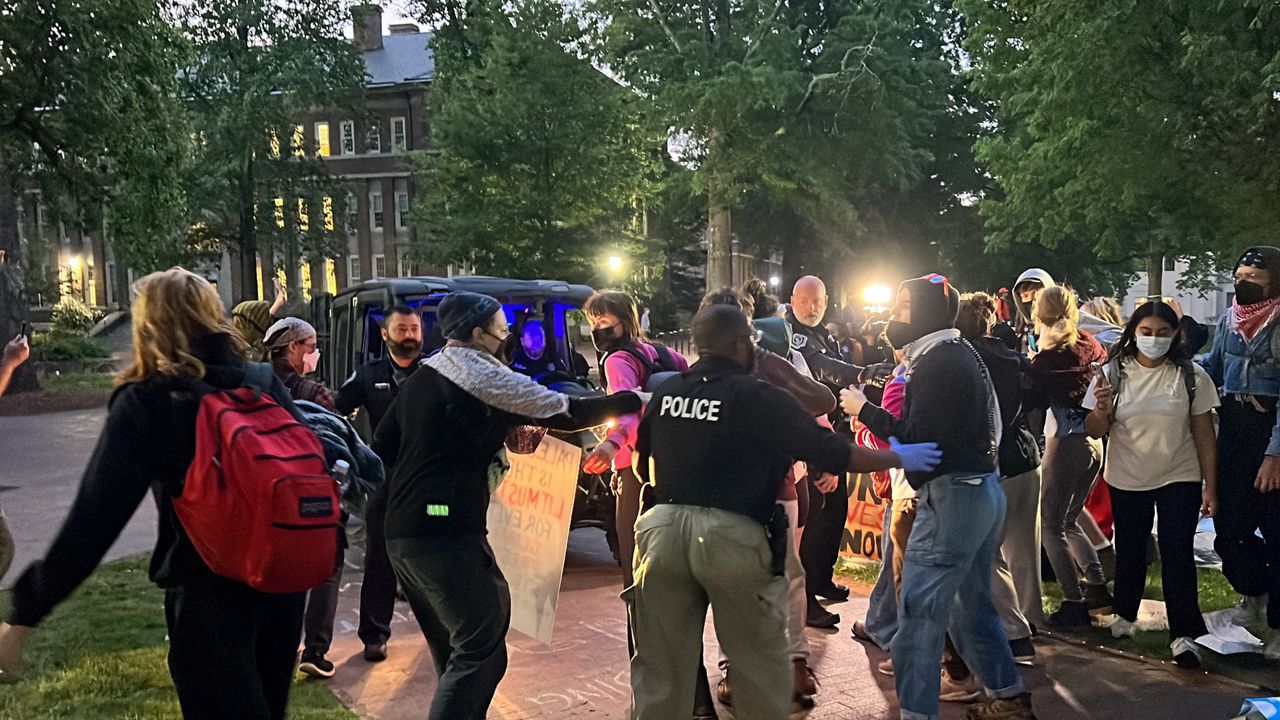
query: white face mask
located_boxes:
[303,348,321,374]
[1135,336,1173,360]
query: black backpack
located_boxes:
[602,343,681,392]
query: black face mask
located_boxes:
[591,327,624,352]
[1235,280,1269,306]
[386,337,422,360]
[884,320,925,350]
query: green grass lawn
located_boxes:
[38,372,116,394]
[0,555,355,720]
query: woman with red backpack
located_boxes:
[0,268,313,719]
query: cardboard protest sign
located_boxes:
[841,472,887,563]
[486,434,580,644]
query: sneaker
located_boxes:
[716,675,733,707]
[1008,637,1035,666]
[1231,594,1269,627]
[1045,601,1091,628]
[815,582,850,603]
[1170,637,1201,669]
[1083,582,1113,612]
[789,694,816,720]
[877,658,894,676]
[793,658,817,696]
[806,598,840,629]
[1109,616,1137,639]
[939,670,984,703]
[363,643,388,662]
[1263,631,1280,661]
[965,692,1036,720]
[298,654,335,679]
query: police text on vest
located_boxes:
[659,395,722,421]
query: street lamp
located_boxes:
[769,275,781,289]
[607,255,623,274]
[862,284,892,309]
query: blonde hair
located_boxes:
[1033,285,1080,350]
[118,267,245,385]
[1081,296,1124,327]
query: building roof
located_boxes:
[364,32,435,87]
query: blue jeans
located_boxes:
[863,505,898,649]
[892,473,1024,720]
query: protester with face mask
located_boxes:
[1082,300,1219,668]
[842,274,1035,720]
[1201,246,1280,658]
[372,292,644,720]
[333,305,426,663]
[629,305,940,720]
[263,317,333,412]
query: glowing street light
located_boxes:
[862,284,892,308]
[68,254,82,271]
[606,255,624,275]
[769,275,781,288]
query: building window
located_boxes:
[370,191,384,229]
[395,191,410,229]
[293,125,305,156]
[348,255,361,283]
[373,254,386,278]
[391,116,407,152]
[398,254,413,278]
[269,130,281,157]
[1163,256,1176,272]
[105,261,116,306]
[315,122,331,157]
[274,197,286,228]
[365,121,382,154]
[297,198,309,232]
[344,192,357,232]
[322,196,335,231]
[340,121,356,155]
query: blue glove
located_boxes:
[889,437,942,474]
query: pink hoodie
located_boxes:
[602,343,690,470]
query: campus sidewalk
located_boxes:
[325,529,1258,720]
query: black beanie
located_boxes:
[1237,246,1280,291]
[900,274,960,336]
[437,291,502,340]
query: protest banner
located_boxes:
[486,434,581,644]
[841,472,887,563]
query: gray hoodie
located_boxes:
[1013,268,1122,347]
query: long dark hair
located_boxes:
[1106,300,1187,366]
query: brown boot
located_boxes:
[793,658,817,696]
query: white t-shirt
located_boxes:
[1082,358,1220,491]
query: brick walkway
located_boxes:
[323,529,1254,720]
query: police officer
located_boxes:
[334,305,426,662]
[628,306,942,720]
[787,275,867,626]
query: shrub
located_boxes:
[30,331,110,361]
[52,296,102,334]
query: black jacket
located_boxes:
[859,338,998,489]
[334,354,428,432]
[8,334,303,627]
[971,336,1041,478]
[787,311,863,422]
[373,365,640,540]
[635,357,852,525]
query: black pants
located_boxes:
[800,471,848,597]
[1110,482,1208,640]
[358,481,397,646]
[1216,397,1280,629]
[302,543,345,657]
[388,534,511,720]
[165,580,305,720]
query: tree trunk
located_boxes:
[0,164,39,393]
[237,153,258,303]
[1146,237,1163,297]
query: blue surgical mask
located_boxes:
[1135,336,1173,360]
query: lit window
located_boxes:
[391,117,407,152]
[274,197,285,228]
[315,122,331,157]
[293,125,305,156]
[301,262,313,301]
[340,121,356,155]
[297,198,309,232]
[370,192,384,229]
[270,131,281,157]
[323,196,335,231]
[325,258,338,294]
[373,254,386,277]
[366,121,382,154]
[395,191,410,228]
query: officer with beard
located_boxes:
[335,304,427,663]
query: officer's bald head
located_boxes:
[693,305,754,368]
[790,275,827,328]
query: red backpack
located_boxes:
[175,364,339,594]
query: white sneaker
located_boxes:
[1170,637,1201,668]
[1264,631,1280,661]
[1110,616,1137,639]
[1231,594,1269,627]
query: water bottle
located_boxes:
[332,459,351,496]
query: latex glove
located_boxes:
[0,623,29,684]
[582,440,619,475]
[2,335,29,370]
[840,385,867,417]
[1256,455,1280,494]
[889,437,942,474]
[814,472,839,494]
